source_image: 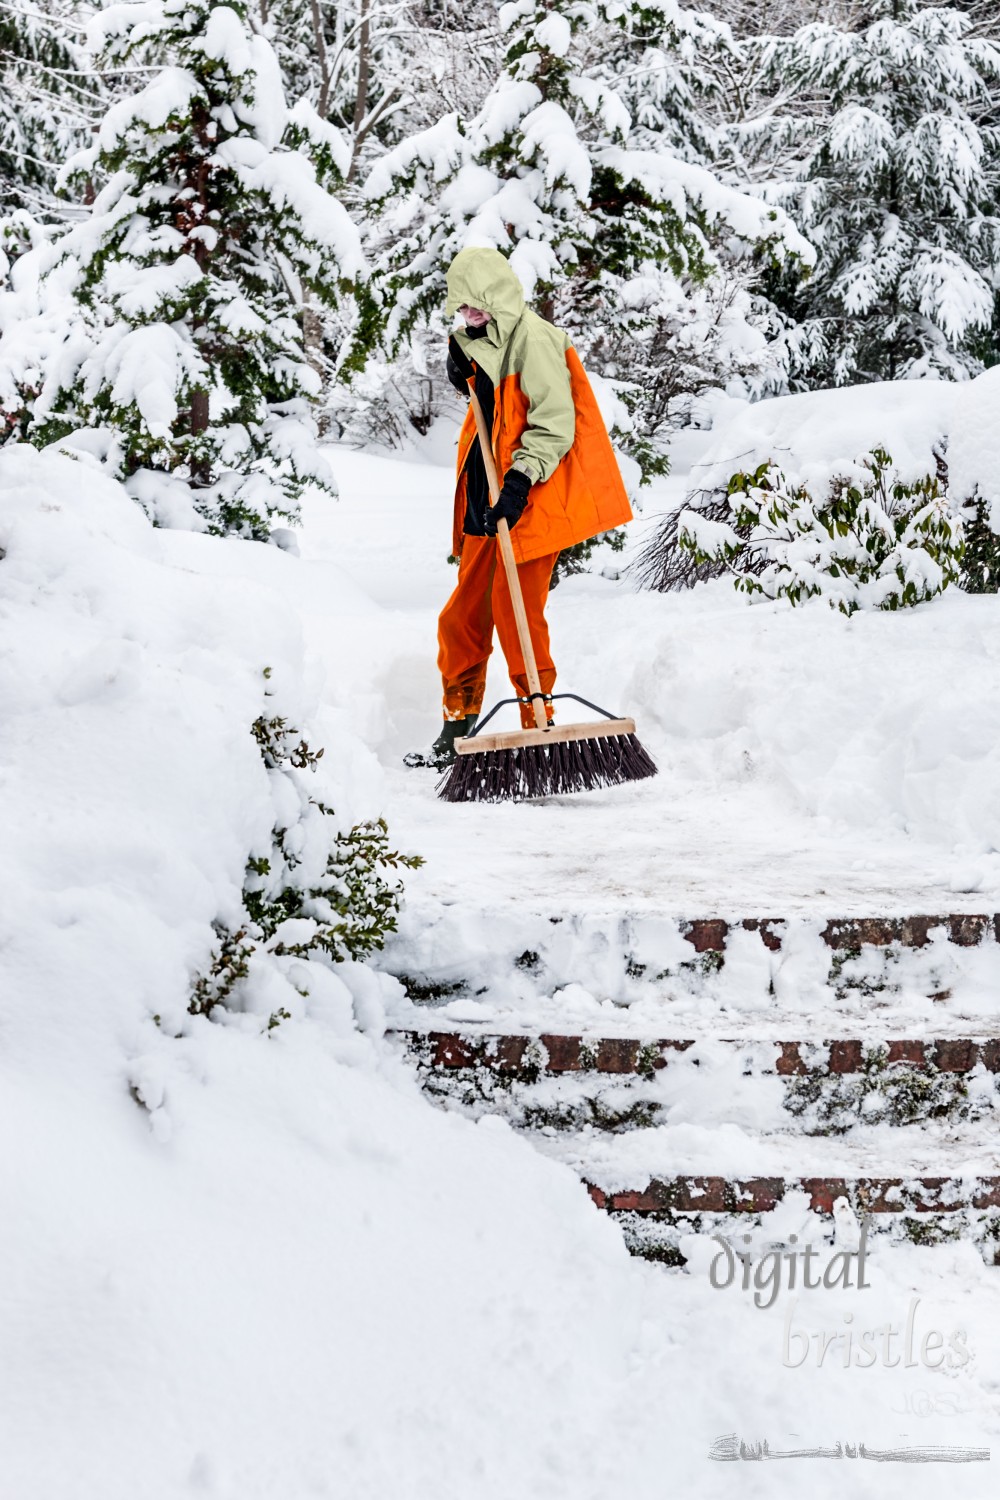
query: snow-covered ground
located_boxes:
[293,429,1000,1042]
[3,430,1000,1498]
[308,437,1000,918]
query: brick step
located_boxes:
[551,1128,1000,1260]
[399,1029,1000,1133]
[567,1142,1000,1266]
[675,914,997,953]
[399,1029,1000,1078]
[394,1022,1000,1263]
[599,1189,1000,1265]
[384,910,1000,1028]
[532,1113,1000,1185]
[587,1175,1000,1216]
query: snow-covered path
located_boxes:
[298,441,1000,922]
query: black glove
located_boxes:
[446,336,475,393]
[484,469,531,536]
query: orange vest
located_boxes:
[453,347,633,565]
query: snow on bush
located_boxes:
[192,703,420,1017]
[946,364,1000,594]
[0,441,411,1047]
[636,380,960,593]
[677,448,964,615]
[756,0,1000,385]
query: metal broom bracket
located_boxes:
[466,691,619,739]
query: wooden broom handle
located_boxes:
[467,384,549,732]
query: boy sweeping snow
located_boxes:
[406,247,633,770]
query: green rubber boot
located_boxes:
[404,714,478,770]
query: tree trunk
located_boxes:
[346,0,371,183]
[190,388,210,483]
[309,0,332,119]
[302,291,330,434]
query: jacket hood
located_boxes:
[445,248,526,346]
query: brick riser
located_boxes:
[685,914,999,952]
[400,1030,1000,1078]
[586,1176,1000,1216]
[390,913,1000,1008]
[395,1012,1000,1262]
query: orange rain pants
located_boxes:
[438,535,558,729]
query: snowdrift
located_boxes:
[0,445,643,1500]
[3,438,1000,1498]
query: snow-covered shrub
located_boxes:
[191,703,421,1016]
[0,0,363,539]
[959,499,1000,596]
[676,448,964,615]
[943,362,1000,594]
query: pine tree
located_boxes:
[758,0,1000,385]
[0,0,364,538]
[360,0,811,469]
[0,1,93,215]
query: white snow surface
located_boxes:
[948,364,1000,526]
[690,379,958,497]
[3,428,1000,1496]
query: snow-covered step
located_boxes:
[585,1175,1000,1217]
[534,1118,1000,1187]
[538,1124,1000,1263]
[396,1024,1000,1261]
[396,1029,1000,1134]
[595,1183,1000,1265]
[382,909,1000,1033]
[401,1029,1000,1077]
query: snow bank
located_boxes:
[948,363,1000,526]
[4,442,1000,1496]
[681,368,1000,522]
[688,380,957,498]
[0,446,638,1497]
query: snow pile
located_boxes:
[0,443,650,1496]
[0,443,390,1044]
[687,380,957,500]
[948,364,1000,526]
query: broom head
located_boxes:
[437,717,657,803]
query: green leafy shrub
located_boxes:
[191,707,421,1017]
[676,448,964,615]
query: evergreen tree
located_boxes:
[0,0,364,538]
[0,1,93,214]
[360,0,811,469]
[758,0,1000,385]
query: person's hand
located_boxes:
[484,470,531,535]
[446,336,475,393]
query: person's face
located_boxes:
[459,304,491,328]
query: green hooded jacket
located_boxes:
[445,247,575,485]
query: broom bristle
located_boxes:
[437,730,657,803]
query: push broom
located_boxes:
[437,384,658,803]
